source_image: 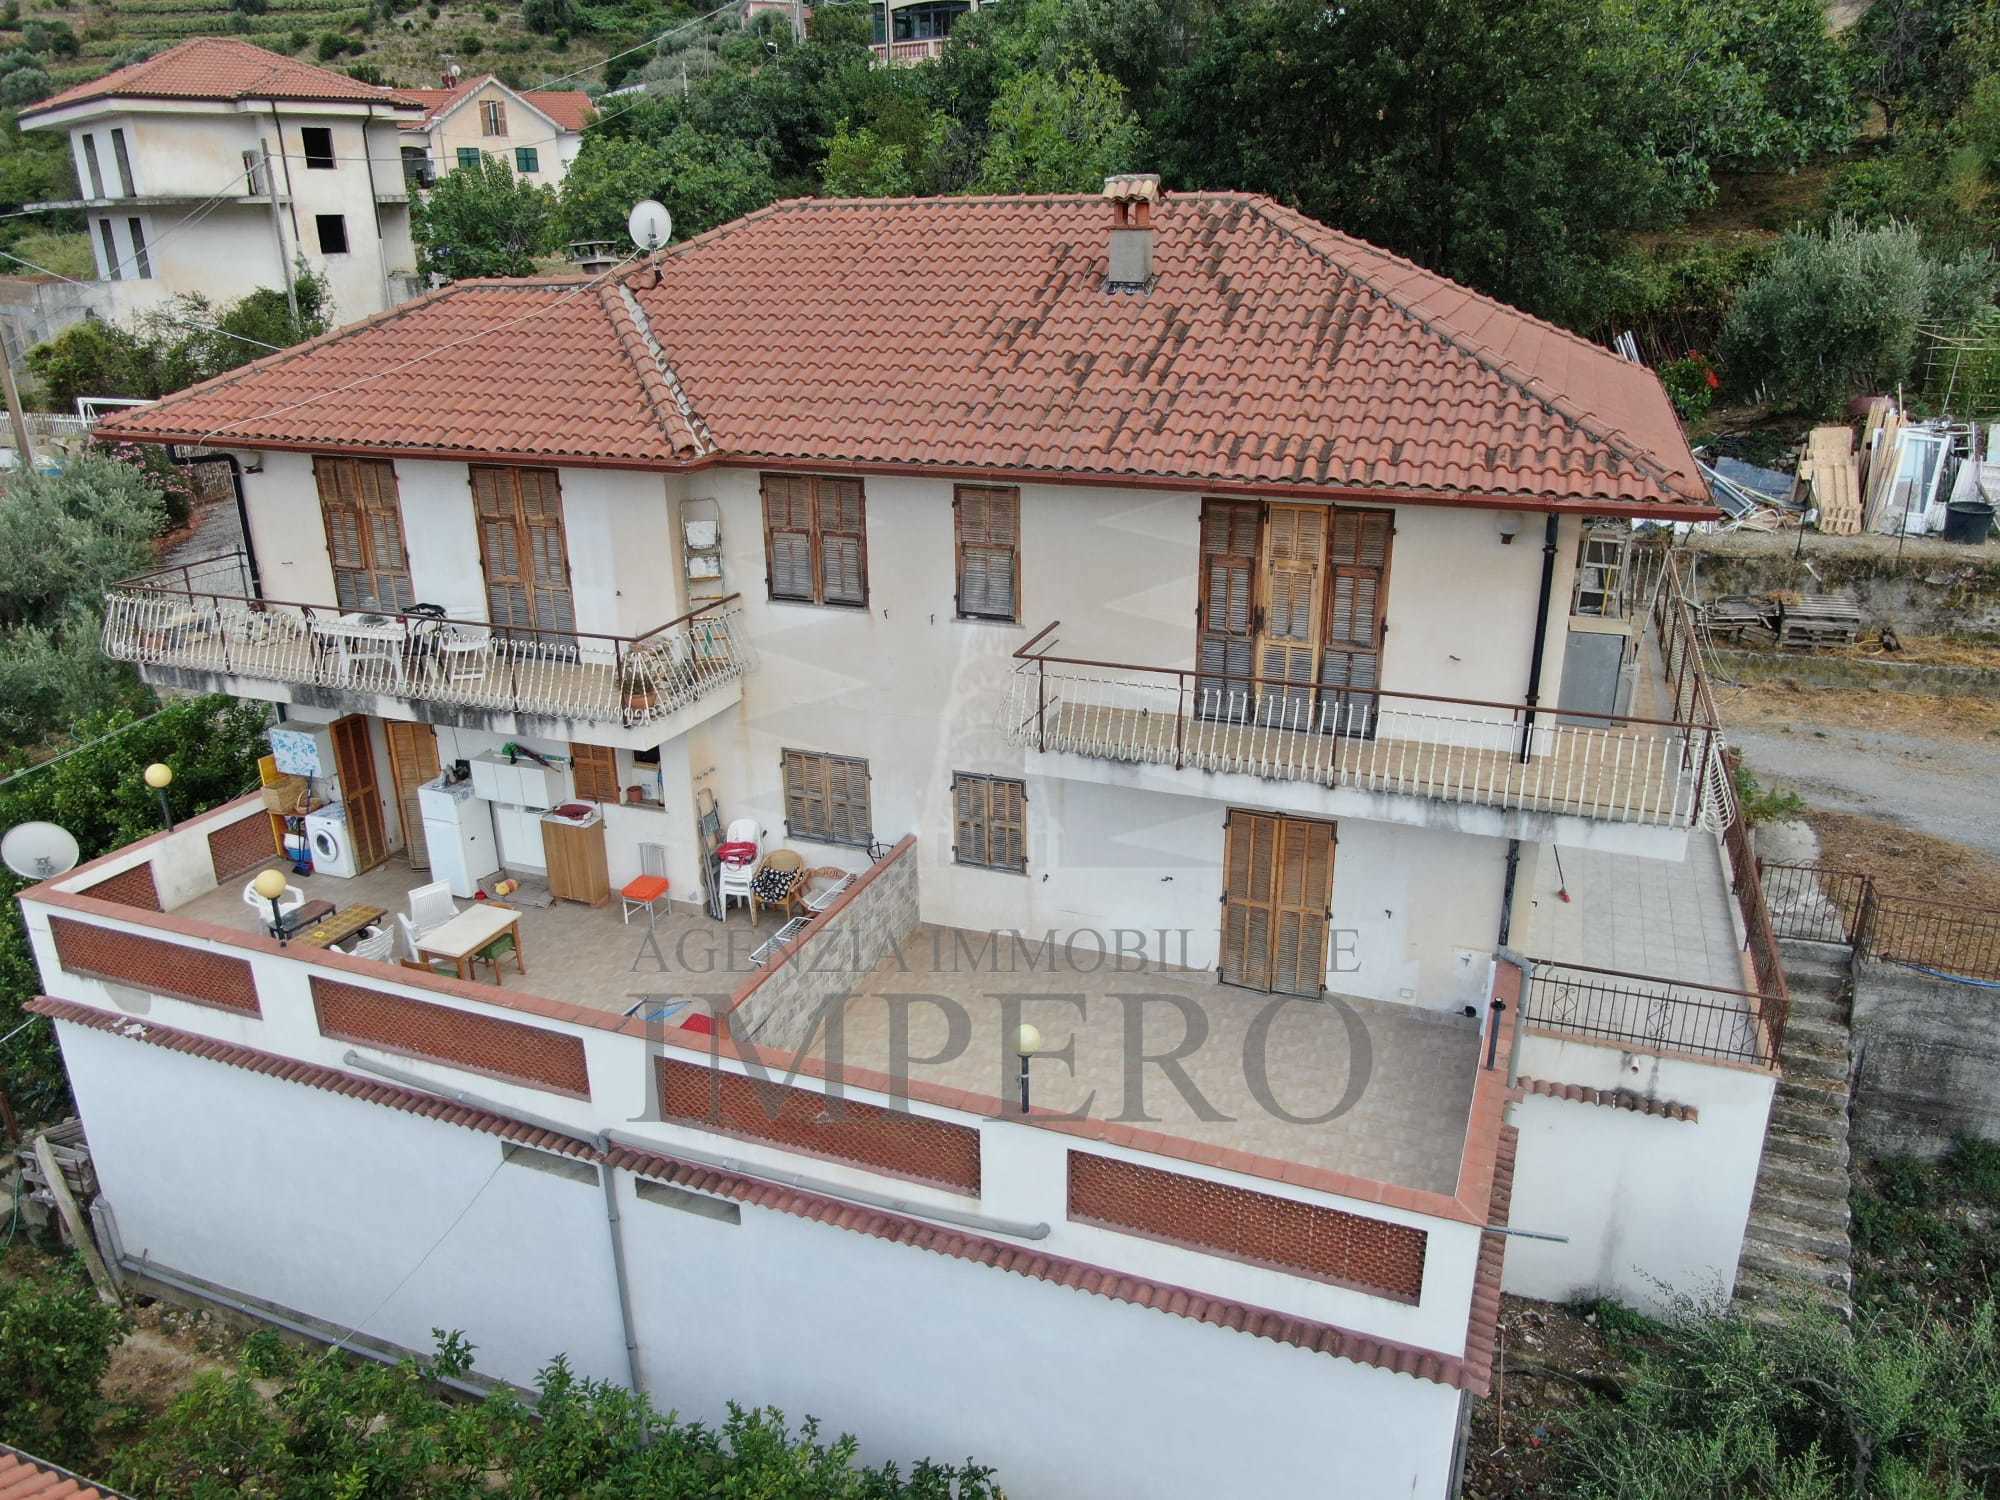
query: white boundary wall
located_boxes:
[1502,1029,1776,1312]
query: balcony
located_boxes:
[1006,568,1731,852]
[870,37,947,63]
[102,551,755,747]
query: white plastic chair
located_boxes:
[242,879,305,921]
[716,817,759,916]
[406,880,458,935]
[343,925,396,962]
[437,608,493,685]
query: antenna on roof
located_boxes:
[2,821,80,881]
[628,199,672,253]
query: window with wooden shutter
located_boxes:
[315,456,414,612]
[1196,500,1260,717]
[1319,508,1392,738]
[472,465,575,636]
[1220,811,1333,996]
[570,743,619,803]
[482,99,506,136]
[781,749,872,847]
[952,773,1026,871]
[955,485,1020,621]
[760,474,868,607]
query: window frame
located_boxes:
[760,473,869,609]
[481,99,507,136]
[96,218,120,281]
[569,743,619,804]
[109,128,134,196]
[314,213,349,255]
[126,217,150,279]
[300,125,336,170]
[781,749,873,849]
[456,146,483,171]
[314,455,414,612]
[81,133,105,198]
[514,145,539,174]
[951,772,1027,873]
[953,483,1021,623]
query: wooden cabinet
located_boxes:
[542,816,609,906]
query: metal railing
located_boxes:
[102,551,755,730]
[1007,623,1733,832]
[1762,861,2000,983]
[1720,806,1791,1057]
[1520,958,1778,1065]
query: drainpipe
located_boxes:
[1496,837,1521,947]
[220,452,263,601]
[1515,515,1561,762]
[341,1051,645,1396]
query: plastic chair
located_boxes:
[406,880,458,935]
[716,818,760,916]
[242,878,305,921]
[437,608,493,685]
[342,926,396,962]
[472,931,522,983]
[621,842,670,927]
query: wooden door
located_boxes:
[383,721,440,867]
[472,466,576,637]
[1256,505,1327,728]
[1195,500,1261,719]
[329,715,388,873]
[1220,810,1334,996]
[1319,509,1393,738]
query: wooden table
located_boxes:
[273,899,334,939]
[295,904,387,950]
[416,904,525,982]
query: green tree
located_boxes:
[0,1264,128,1465]
[1721,215,1997,412]
[558,127,776,246]
[820,120,914,197]
[975,60,1144,194]
[0,453,165,631]
[411,154,558,280]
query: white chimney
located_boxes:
[1103,173,1161,291]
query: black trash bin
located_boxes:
[1943,499,1997,543]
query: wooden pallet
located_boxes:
[1776,594,1863,649]
[1797,425,1862,537]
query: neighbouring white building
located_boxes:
[20,181,1796,1497]
[397,74,591,192]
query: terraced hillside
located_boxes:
[0,0,626,95]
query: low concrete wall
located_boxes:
[1713,648,2000,697]
[1852,958,2000,1159]
[723,836,921,1052]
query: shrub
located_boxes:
[1732,762,1805,826]
[1659,352,1721,424]
[0,62,49,106]
[459,30,482,54]
[0,1263,129,1465]
[315,28,345,58]
[482,3,496,19]
[1720,215,1998,413]
[345,60,386,84]
[287,26,309,50]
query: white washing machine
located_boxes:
[304,804,360,879]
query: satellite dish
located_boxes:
[2,821,81,881]
[628,199,673,253]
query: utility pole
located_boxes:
[0,325,32,472]
[261,143,301,330]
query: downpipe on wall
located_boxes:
[1515,515,1561,763]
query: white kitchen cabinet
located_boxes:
[494,803,547,870]
[468,752,564,810]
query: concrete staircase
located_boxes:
[1734,939,1855,1318]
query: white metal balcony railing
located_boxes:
[1006,571,1734,834]
[102,552,755,729]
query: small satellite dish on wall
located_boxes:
[2,821,81,881]
[628,199,673,253]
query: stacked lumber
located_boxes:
[1797,425,1863,536]
[1860,399,1904,532]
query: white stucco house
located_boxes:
[18,180,1794,1497]
[396,74,591,191]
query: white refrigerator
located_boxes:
[418,775,498,898]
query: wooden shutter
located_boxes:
[1258,505,1326,727]
[571,743,619,803]
[817,479,868,606]
[1197,500,1261,718]
[1270,818,1334,997]
[956,485,1020,621]
[329,715,388,873]
[473,467,531,627]
[824,754,871,844]
[1320,509,1392,737]
[782,749,827,838]
[953,774,1026,870]
[316,456,410,612]
[517,468,575,632]
[1220,811,1278,991]
[384,721,441,867]
[954,774,989,866]
[762,476,816,601]
[473,466,572,634]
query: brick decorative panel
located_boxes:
[49,916,259,1016]
[208,813,276,883]
[658,1056,980,1194]
[311,977,590,1098]
[79,861,162,912]
[1067,1150,1427,1303]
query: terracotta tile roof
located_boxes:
[98,192,1706,512]
[101,193,1706,512]
[20,38,424,120]
[0,1443,127,1500]
[1517,1076,1701,1122]
[400,78,594,132]
[30,994,1497,1391]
